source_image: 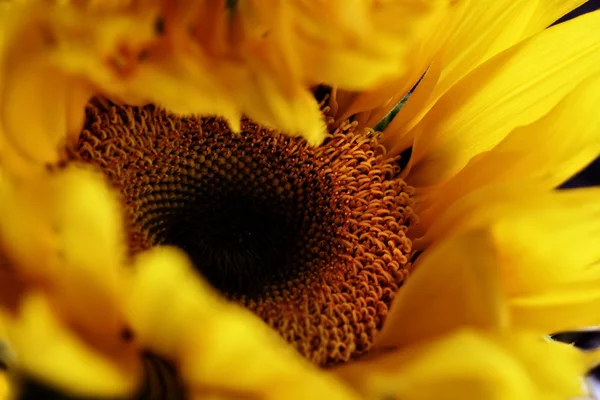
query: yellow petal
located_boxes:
[2,293,139,398]
[1,34,90,164]
[490,192,600,295]
[49,165,129,341]
[416,74,600,220]
[447,0,588,118]
[497,333,591,399]
[0,165,129,344]
[380,58,444,156]
[233,73,327,145]
[524,0,588,36]
[0,2,154,165]
[125,246,218,358]
[106,51,242,133]
[328,0,464,124]
[404,10,600,187]
[418,184,600,332]
[418,183,600,256]
[126,246,359,400]
[382,0,585,151]
[0,370,11,400]
[374,230,508,351]
[284,0,452,90]
[489,192,600,332]
[336,330,589,400]
[419,0,538,110]
[136,0,453,144]
[0,168,55,280]
[511,283,600,333]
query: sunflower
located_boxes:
[1,0,600,399]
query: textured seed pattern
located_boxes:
[67,98,418,366]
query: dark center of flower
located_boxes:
[169,196,298,295]
[68,98,417,366]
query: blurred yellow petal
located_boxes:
[327,0,464,124]
[497,333,592,399]
[287,0,451,90]
[490,192,600,296]
[125,246,217,358]
[118,52,241,131]
[0,63,90,164]
[404,10,600,187]
[511,284,600,334]
[489,193,600,332]
[0,168,55,280]
[2,293,139,398]
[417,74,600,222]
[0,0,460,153]
[48,165,129,341]
[0,370,10,400]
[0,164,130,343]
[374,231,508,351]
[417,184,600,333]
[126,246,359,400]
[234,0,453,92]
[159,0,456,144]
[233,74,327,145]
[336,330,590,400]
[0,2,157,165]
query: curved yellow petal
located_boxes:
[416,74,600,220]
[404,10,600,187]
[524,0,588,36]
[382,0,586,151]
[2,293,139,398]
[453,0,587,82]
[374,230,508,351]
[383,0,538,148]
[336,330,589,400]
[126,246,359,400]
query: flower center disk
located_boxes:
[69,99,417,366]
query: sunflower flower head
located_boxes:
[2,1,600,400]
[64,98,420,366]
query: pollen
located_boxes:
[67,98,418,366]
